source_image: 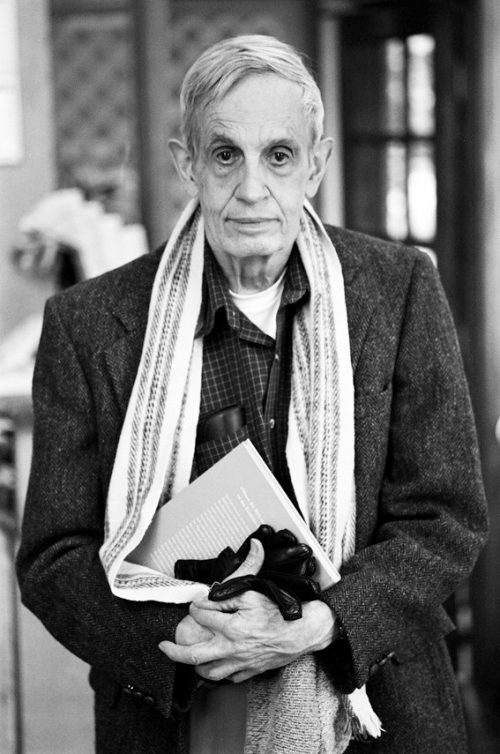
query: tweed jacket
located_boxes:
[16,225,488,753]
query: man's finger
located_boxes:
[192,587,269,613]
[228,669,255,684]
[190,602,234,632]
[223,537,264,580]
[195,659,242,682]
[158,639,204,665]
[159,635,231,666]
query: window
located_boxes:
[341,13,438,258]
[336,0,471,328]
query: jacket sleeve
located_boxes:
[16,295,194,720]
[319,251,488,692]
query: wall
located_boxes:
[0,1,94,751]
[0,0,56,343]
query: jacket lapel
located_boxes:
[100,253,161,419]
[329,228,384,547]
[101,331,145,419]
[328,228,376,378]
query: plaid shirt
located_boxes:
[192,243,309,510]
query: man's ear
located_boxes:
[305,138,333,199]
[168,139,199,198]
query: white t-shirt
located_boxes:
[229,269,286,338]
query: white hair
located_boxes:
[180,34,325,154]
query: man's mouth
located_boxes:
[227,217,277,230]
[229,217,274,223]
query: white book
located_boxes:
[128,440,340,590]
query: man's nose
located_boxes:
[235,161,269,203]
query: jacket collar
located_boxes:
[107,244,163,334]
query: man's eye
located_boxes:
[215,149,236,165]
[270,150,291,166]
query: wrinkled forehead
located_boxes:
[209,76,305,132]
[189,72,312,154]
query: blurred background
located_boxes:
[0,0,499,752]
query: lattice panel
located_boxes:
[52,11,140,221]
[164,11,288,225]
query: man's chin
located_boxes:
[227,231,288,258]
[226,242,281,260]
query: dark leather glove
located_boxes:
[174,546,241,583]
[175,525,320,621]
[236,524,317,578]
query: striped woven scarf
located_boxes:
[99,198,381,751]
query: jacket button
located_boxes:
[144,695,155,706]
[123,683,145,700]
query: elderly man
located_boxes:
[17,35,487,754]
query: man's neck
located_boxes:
[209,246,293,294]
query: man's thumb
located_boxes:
[224,538,264,580]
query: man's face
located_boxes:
[174,74,330,277]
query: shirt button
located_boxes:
[269,418,275,429]
[274,353,280,362]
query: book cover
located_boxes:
[128,439,340,590]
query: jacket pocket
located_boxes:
[355,382,393,420]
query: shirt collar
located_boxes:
[195,241,309,338]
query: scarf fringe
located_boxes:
[347,688,384,740]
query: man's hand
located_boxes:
[173,538,267,649]
[160,539,336,683]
